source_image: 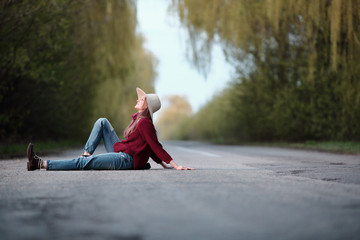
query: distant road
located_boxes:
[0,140,359,240]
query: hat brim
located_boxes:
[136,87,157,120]
[136,88,146,99]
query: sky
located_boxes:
[136,0,232,113]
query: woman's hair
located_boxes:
[124,107,152,138]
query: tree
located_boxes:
[0,0,157,143]
[170,0,360,141]
[156,95,192,139]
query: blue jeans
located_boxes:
[84,118,120,154]
[47,118,133,170]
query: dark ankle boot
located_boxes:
[27,143,43,171]
[143,162,151,170]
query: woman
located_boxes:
[27,88,194,171]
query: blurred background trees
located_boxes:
[168,0,360,142]
[155,95,192,140]
[1,0,359,146]
[0,0,156,143]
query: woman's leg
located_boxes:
[46,152,133,170]
[84,118,120,154]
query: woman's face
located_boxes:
[135,96,148,112]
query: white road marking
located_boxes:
[176,146,221,158]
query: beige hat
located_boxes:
[136,88,161,119]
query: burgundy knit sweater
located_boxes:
[113,113,173,169]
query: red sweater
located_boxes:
[113,113,173,169]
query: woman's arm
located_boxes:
[169,160,194,170]
[138,119,194,170]
[160,161,173,169]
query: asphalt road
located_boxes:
[0,140,359,240]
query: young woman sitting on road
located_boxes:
[26,88,194,171]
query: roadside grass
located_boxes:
[245,141,360,155]
[0,140,83,159]
[2,139,359,159]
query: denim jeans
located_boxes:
[84,118,120,154]
[46,118,133,170]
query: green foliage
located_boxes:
[170,0,360,142]
[155,95,193,140]
[0,0,156,143]
[0,0,86,141]
[92,35,158,134]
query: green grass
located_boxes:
[246,141,360,154]
[2,139,359,159]
[0,140,83,159]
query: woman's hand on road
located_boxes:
[175,165,194,170]
[169,160,194,170]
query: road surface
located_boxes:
[0,140,359,240]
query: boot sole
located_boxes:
[27,162,32,171]
[27,143,34,171]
